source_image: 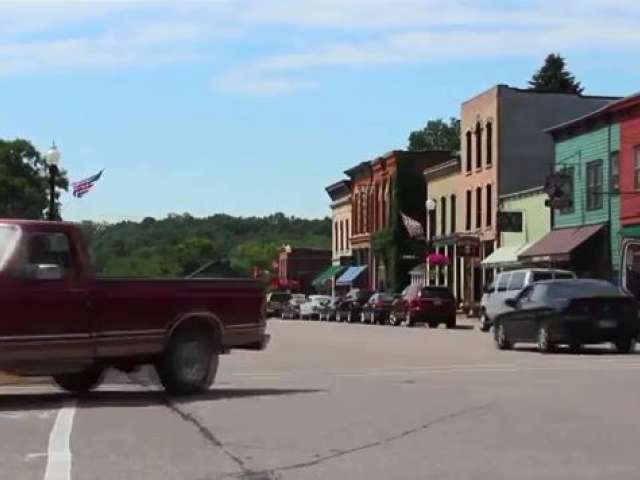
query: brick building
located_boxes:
[278,246,331,293]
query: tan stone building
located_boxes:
[325,180,352,266]
[457,84,616,307]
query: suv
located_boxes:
[266,291,292,317]
[300,295,333,320]
[480,268,576,331]
[280,294,307,319]
[390,285,456,328]
[335,289,374,323]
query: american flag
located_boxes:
[400,212,425,239]
[72,170,103,198]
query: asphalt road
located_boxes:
[2,317,640,480]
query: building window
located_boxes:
[486,184,492,227]
[334,222,339,252]
[586,160,603,211]
[465,190,472,231]
[476,187,482,229]
[346,219,350,249]
[635,146,640,190]
[340,221,344,252]
[450,194,456,234]
[610,151,619,192]
[558,166,575,214]
[475,121,482,169]
[465,131,472,172]
[440,196,447,236]
[486,121,493,167]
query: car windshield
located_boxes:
[374,293,395,301]
[0,225,19,270]
[545,281,623,299]
[269,293,291,302]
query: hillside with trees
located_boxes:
[83,213,331,278]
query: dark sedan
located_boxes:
[359,292,397,324]
[493,279,639,353]
[335,289,374,323]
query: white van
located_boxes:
[480,268,576,331]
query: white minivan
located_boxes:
[480,268,576,331]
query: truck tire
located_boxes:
[157,326,219,395]
[53,366,105,394]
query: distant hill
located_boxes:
[81,212,331,277]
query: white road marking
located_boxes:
[25,452,47,462]
[43,400,77,480]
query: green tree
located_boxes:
[528,53,584,94]
[0,139,68,219]
[407,118,460,152]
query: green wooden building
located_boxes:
[519,119,621,280]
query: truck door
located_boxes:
[621,239,640,301]
[9,231,93,365]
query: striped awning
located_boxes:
[336,265,367,286]
[311,265,345,287]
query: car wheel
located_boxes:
[480,314,491,332]
[371,313,378,325]
[494,323,511,350]
[537,323,554,354]
[53,365,105,394]
[427,321,438,329]
[347,312,353,323]
[389,313,399,326]
[446,319,456,329]
[403,313,414,327]
[360,312,367,324]
[157,325,219,395]
[615,337,636,354]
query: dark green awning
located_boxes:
[622,225,640,238]
[312,265,345,287]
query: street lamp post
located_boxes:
[45,143,60,221]
[425,198,437,286]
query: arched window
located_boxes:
[486,184,493,227]
[334,222,339,252]
[475,121,483,169]
[440,196,447,236]
[465,190,472,231]
[476,187,482,229]
[340,220,344,252]
[465,131,472,172]
[486,121,493,167]
[346,219,350,249]
[450,194,456,234]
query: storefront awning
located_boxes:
[517,224,605,263]
[481,242,535,268]
[336,265,367,286]
[311,265,345,287]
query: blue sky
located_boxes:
[0,0,639,222]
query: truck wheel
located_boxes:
[480,314,491,332]
[53,366,104,394]
[158,327,219,395]
[494,323,511,350]
[537,323,555,354]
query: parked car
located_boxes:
[300,295,333,320]
[480,268,576,332]
[360,292,397,324]
[493,279,639,353]
[389,285,456,328]
[0,219,269,395]
[318,296,341,321]
[280,294,307,319]
[335,289,374,323]
[266,291,292,317]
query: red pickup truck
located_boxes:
[0,220,269,395]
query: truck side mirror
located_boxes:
[504,298,518,309]
[29,264,63,280]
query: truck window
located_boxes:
[532,271,553,282]
[507,271,526,291]
[24,232,74,279]
[496,273,511,292]
[0,225,20,271]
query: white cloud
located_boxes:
[215,70,318,95]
